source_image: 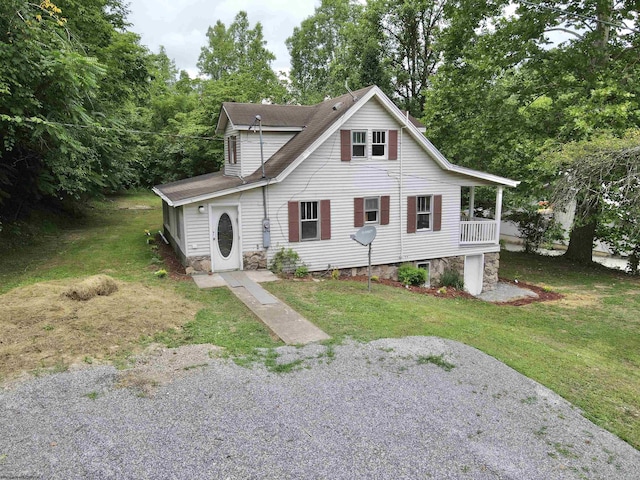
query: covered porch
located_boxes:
[459,186,504,245]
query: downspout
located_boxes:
[399,125,406,261]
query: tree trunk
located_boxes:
[564,219,597,263]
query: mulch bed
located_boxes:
[493,278,564,306]
[151,236,564,305]
[347,275,563,306]
[154,235,193,282]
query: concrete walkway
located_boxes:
[192,271,330,345]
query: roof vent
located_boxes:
[332,102,344,111]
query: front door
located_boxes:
[210,205,241,271]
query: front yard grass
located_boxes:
[263,255,640,449]
[1,194,638,450]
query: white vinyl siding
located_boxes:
[183,96,500,270]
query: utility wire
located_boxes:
[517,0,640,34]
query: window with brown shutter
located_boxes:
[289,200,331,242]
[407,195,442,233]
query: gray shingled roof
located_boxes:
[155,86,376,204]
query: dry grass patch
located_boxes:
[0,277,198,382]
[62,274,118,301]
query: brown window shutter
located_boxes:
[407,196,417,233]
[380,195,390,225]
[341,130,351,161]
[288,201,299,242]
[433,195,442,231]
[354,197,364,227]
[388,130,398,160]
[232,136,237,163]
[320,200,331,240]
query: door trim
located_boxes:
[208,203,242,272]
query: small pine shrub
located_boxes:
[371,275,379,282]
[331,269,340,280]
[397,264,427,286]
[439,269,464,289]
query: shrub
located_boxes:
[154,269,168,278]
[331,269,340,280]
[270,248,300,274]
[397,264,427,286]
[439,269,464,289]
[294,265,309,278]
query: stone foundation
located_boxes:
[185,256,211,275]
[482,252,499,292]
[349,264,398,280]
[243,250,267,270]
[428,256,465,287]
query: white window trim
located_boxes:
[352,130,367,158]
[300,201,320,241]
[372,130,388,159]
[417,262,431,287]
[417,195,433,231]
[364,196,380,224]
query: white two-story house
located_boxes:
[153,85,519,294]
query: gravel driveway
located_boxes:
[1,336,638,479]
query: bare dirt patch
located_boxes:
[0,277,199,382]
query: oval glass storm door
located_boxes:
[217,213,233,259]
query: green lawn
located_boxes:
[1,194,638,450]
[264,253,640,449]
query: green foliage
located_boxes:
[270,248,300,274]
[416,354,455,371]
[439,269,463,290]
[154,269,167,278]
[505,204,564,254]
[397,263,427,286]
[294,265,309,278]
[331,269,341,280]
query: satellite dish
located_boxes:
[350,225,377,246]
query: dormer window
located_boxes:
[228,135,237,164]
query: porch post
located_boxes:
[469,186,475,219]
[494,186,503,244]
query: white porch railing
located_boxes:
[460,219,498,245]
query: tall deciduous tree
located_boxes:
[286,0,364,103]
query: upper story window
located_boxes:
[417,195,432,230]
[300,201,319,241]
[365,197,379,223]
[227,135,237,164]
[352,131,366,157]
[372,130,387,157]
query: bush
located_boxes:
[397,264,427,286]
[270,248,300,274]
[439,269,464,289]
[294,265,309,278]
[154,269,168,278]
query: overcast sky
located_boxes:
[127,0,319,77]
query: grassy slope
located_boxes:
[264,253,640,449]
[0,192,281,373]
